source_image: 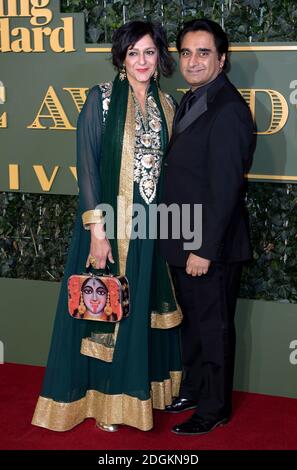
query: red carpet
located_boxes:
[0,363,296,450]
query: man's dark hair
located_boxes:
[112,21,175,78]
[176,18,229,69]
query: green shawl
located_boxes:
[99,74,182,329]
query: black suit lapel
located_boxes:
[165,73,229,155]
[165,95,207,155]
[174,93,208,135]
[172,93,189,131]
[173,73,228,136]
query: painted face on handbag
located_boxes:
[82,278,107,316]
[68,273,130,322]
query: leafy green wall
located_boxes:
[1,183,297,303]
[61,0,297,43]
[1,1,297,303]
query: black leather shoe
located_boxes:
[165,397,198,413]
[171,415,229,435]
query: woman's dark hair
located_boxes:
[176,18,229,70]
[112,21,175,77]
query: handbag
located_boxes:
[67,266,130,322]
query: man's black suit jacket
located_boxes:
[160,73,255,267]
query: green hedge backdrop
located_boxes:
[1,0,297,303]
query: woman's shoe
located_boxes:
[96,422,119,432]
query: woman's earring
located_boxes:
[119,65,127,81]
[153,70,158,81]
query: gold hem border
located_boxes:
[151,372,182,409]
[31,372,182,432]
[150,310,182,329]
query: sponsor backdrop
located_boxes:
[0,1,297,396]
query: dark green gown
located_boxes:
[32,80,182,432]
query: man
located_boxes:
[160,19,255,435]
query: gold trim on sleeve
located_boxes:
[151,310,182,329]
[80,337,114,362]
[82,209,104,230]
[80,323,120,362]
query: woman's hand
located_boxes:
[86,223,114,269]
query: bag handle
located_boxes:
[84,264,113,277]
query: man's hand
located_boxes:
[186,253,210,276]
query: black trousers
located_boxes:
[171,262,243,421]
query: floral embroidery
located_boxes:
[97,84,164,205]
[133,93,162,205]
[164,93,175,110]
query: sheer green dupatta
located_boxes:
[149,89,183,330]
[100,74,182,329]
[81,75,182,364]
[31,77,182,433]
[80,76,129,361]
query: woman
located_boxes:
[32,21,182,432]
